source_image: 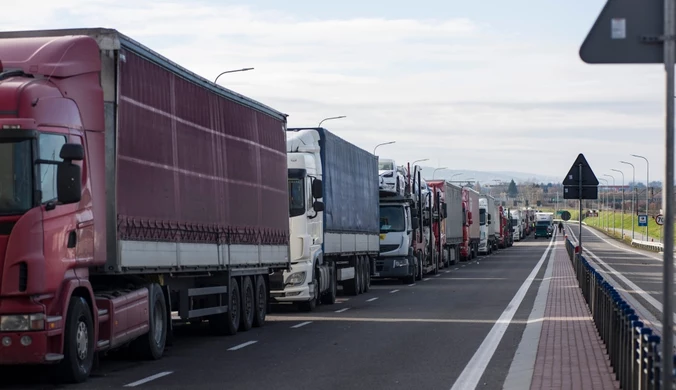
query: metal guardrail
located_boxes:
[565,238,676,389]
[631,239,668,253]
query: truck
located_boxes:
[374,186,419,284]
[409,166,437,277]
[511,210,523,241]
[0,28,292,383]
[498,206,514,248]
[428,181,462,268]
[276,128,380,310]
[460,186,480,261]
[479,194,498,255]
[534,212,554,239]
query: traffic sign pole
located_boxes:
[662,0,675,383]
[579,163,583,252]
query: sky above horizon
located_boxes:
[3,0,667,184]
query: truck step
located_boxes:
[97,339,110,349]
[44,353,64,362]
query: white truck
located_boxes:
[479,194,498,255]
[511,210,522,241]
[272,127,380,311]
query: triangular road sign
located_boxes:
[579,0,663,64]
[562,153,599,186]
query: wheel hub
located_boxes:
[76,321,88,361]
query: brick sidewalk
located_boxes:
[530,236,619,390]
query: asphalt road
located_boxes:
[3,235,555,390]
[564,223,675,341]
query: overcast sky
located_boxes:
[3,0,667,184]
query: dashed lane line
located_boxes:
[227,341,258,351]
[124,372,174,387]
[290,321,313,329]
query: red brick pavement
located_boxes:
[530,236,620,390]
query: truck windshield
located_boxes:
[511,219,518,227]
[378,161,394,171]
[479,209,486,225]
[288,178,305,217]
[536,221,550,226]
[380,205,405,232]
[0,140,32,215]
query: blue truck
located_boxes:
[271,127,380,311]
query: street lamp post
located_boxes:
[318,116,346,127]
[214,68,254,83]
[620,160,636,239]
[373,141,396,155]
[604,174,616,232]
[611,169,625,238]
[450,173,462,182]
[631,154,650,240]
[599,178,608,230]
[433,167,448,180]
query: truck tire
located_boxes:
[55,296,95,384]
[131,284,167,360]
[239,276,255,332]
[343,257,359,296]
[321,263,337,305]
[252,275,267,327]
[210,277,239,336]
[362,256,371,293]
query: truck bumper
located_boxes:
[0,330,56,364]
[270,261,315,303]
[373,257,411,278]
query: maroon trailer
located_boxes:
[0,28,289,383]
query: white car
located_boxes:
[379,158,406,196]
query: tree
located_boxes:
[508,179,518,198]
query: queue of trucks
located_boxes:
[0,28,540,384]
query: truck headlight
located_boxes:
[285,272,306,286]
[393,259,409,268]
[0,313,45,331]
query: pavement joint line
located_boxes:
[503,235,557,390]
[290,321,313,329]
[123,371,174,387]
[390,289,400,293]
[335,307,350,313]
[366,297,379,302]
[451,234,556,390]
[227,340,258,351]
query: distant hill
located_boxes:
[417,167,560,185]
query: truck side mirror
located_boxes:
[411,217,419,230]
[56,143,84,205]
[312,179,323,199]
[312,200,324,212]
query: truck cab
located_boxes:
[511,211,522,241]
[478,197,493,254]
[374,193,418,284]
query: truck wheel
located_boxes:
[210,277,239,336]
[239,276,255,332]
[362,256,371,293]
[299,271,319,311]
[131,284,167,360]
[55,296,95,384]
[253,275,267,327]
[321,263,337,305]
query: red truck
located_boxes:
[460,187,480,261]
[497,206,513,249]
[0,28,290,383]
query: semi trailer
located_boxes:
[274,128,380,310]
[0,28,291,383]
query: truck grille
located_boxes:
[380,244,400,252]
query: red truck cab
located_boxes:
[460,189,473,260]
[0,35,112,380]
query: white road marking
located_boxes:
[445,270,451,273]
[227,340,258,351]
[335,307,350,313]
[435,274,441,277]
[503,237,557,390]
[390,289,400,293]
[408,283,416,287]
[454,268,460,270]
[461,265,466,267]
[366,297,379,302]
[290,321,313,329]
[124,372,174,387]
[451,234,556,390]
[423,278,431,281]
